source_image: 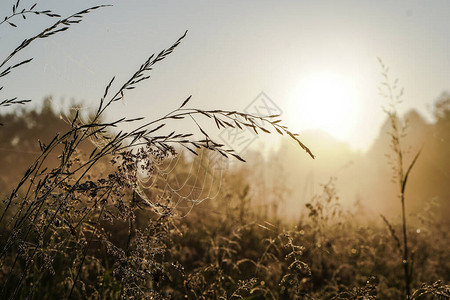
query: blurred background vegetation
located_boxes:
[1,94,449,222]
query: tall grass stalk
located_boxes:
[378,58,421,299]
[0,2,313,297]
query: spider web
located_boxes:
[131,146,227,216]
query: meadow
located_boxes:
[0,2,449,299]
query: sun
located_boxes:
[290,71,360,142]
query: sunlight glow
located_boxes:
[291,72,360,141]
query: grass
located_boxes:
[377,58,423,299]
[0,2,313,298]
[0,1,449,299]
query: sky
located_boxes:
[1,0,450,152]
